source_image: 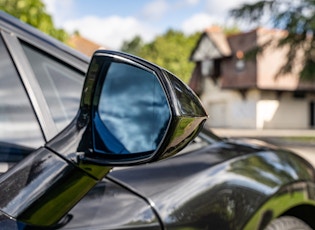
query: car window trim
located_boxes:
[1,30,58,141]
[0,15,89,74]
[14,29,89,74]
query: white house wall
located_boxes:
[201,77,257,128]
[201,78,309,129]
[257,92,308,129]
[228,93,257,128]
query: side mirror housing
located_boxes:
[80,50,207,165]
[49,50,207,169]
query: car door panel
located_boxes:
[60,178,162,229]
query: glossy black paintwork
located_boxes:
[109,137,315,230]
[0,147,104,227]
[0,20,207,228]
[61,178,161,229]
[48,51,207,168]
[86,51,208,163]
[24,131,313,230]
[1,10,315,230]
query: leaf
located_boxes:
[0,0,68,42]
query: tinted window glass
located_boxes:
[0,35,44,169]
[21,43,85,132]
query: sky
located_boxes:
[42,0,259,50]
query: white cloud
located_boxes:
[64,16,159,50]
[205,0,262,20]
[43,0,162,50]
[202,0,263,30]
[42,0,56,14]
[42,0,75,26]
[174,0,199,8]
[42,0,263,51]
[185,0,199,5]
[141,0,169,20]
[181,13,216,35]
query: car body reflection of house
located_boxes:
[189,26,315,129]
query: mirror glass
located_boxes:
[94,61,170,156]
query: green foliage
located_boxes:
[230,0,315,81]
[121,35,143,55]
[122,30,200,83]
[0,0,68,42]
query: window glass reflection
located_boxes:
[0,36,44,150]
[22,43,84,132]
[97,62,170,154]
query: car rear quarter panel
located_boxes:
[109,141,315,230]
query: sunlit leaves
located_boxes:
[122,30,200,83]
[230,0,315,80]
[0,0,68,42]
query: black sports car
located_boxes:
[0,11,314,230]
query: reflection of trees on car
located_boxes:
[98,62,170,154]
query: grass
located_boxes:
[281,136,315,143]
[257,136,315,147]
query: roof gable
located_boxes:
[67,35,106,57]
[190,27,231,62]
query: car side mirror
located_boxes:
[80,50,207,165]
[49,50,207,170]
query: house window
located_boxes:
[235,50,245,71]
[293,91,305,99]
[201,59,213,76]
[310,101,315,127]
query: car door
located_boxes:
[0,29,162,229]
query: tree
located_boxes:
[141,30,200,83]
[121,30,200,83]
[0,0,68,42]
[230,0,315,80]
[121,35,144,55]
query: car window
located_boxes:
[21,43,85,132]
[0,35,44,171]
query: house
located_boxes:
[67,34,106,57]
[189,27,315,129]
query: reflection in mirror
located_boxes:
[95,61,170,155]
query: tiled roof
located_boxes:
[67,35,107,57]
[205,26,231,56]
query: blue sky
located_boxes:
[43,0,259,49]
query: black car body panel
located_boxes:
[40,134,315,230]
[108,139,315,229]
[57,178,162,230]
[1,10,315,230]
